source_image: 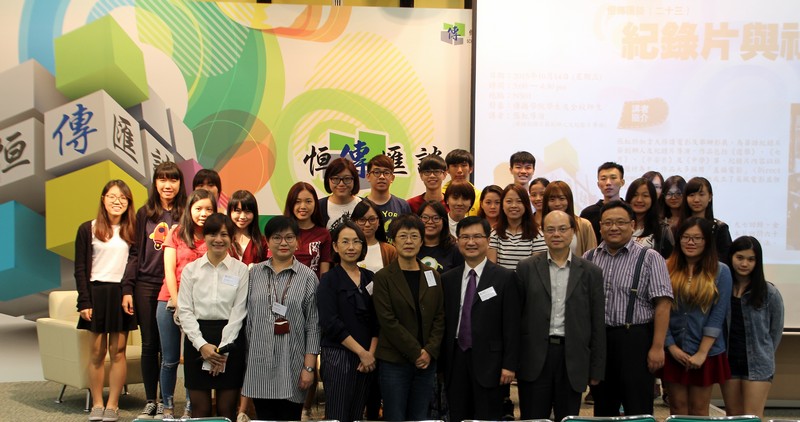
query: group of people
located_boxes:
[74,149,784,422]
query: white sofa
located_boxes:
[36,290,142,411]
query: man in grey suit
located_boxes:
[516,210,606,421]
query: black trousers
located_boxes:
[592,324,655,416]
[518,341,581,422]
[446,344,504,422]
[134,282,161,401]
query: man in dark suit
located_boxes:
[441,216,521,422]
[516,210,606,422]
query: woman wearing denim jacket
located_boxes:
[721,236,784,420]
[662,217,732,416]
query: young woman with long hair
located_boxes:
[282,182,332,418]
[417,200,464,274]
[478,185,503,229]
[663,217,732,416]
[283,182,332,280]
[122,162,187,419]
[541,181,596,256]
[226,190,266,422]
[228,190,267,265]
[625,178,674,258]
[157,189,217,419]
[351,198,397,273]
[76,180,137,422]
[642,170,665,199]
[721,236,784,420]
[660,175,686,233]
[528,177,549,228]
[177,213,249,421]
[681,177,732,262]
[487,184,545,269]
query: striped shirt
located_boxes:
[582,239,673,327]
[489,229,547,270]
[243,258,321,403]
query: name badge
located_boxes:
[424,270,437,287]
[478,286,497,301]
[365,282,374,296]
[272,302,288,316]
[222,275,239,287]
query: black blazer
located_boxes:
[441,259,520,388]
[516,253,606,392]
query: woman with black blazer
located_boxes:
[317,220,379,422]
[372,214,445,421]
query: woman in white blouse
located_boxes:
[178,213,249,420]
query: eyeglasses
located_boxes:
[421,170,445,177]
[665,191,683,198]
[355,216,379,226]
[395,233,421,242]
[330,176,354,186]
[368,169,393,178]
[600,219,632,229]
[544,226,572,235]
[457,234,487,242]
[420,215,442,223]
[680,235,705,244]
[336,239,363,247]
[269,234,297,244]
[104,194,129,204]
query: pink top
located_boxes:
[157,228,207,301]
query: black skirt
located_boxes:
[184,319,246,390]
[77,282,137,333]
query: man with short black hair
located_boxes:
[365,155,411,229]
[442,149,481,216]
[441,216,520,422]
[583,200,673,417]
[509,151,536,189]
[408,155,448,213]
[580,162,626,243]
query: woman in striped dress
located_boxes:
[242,216,321,420]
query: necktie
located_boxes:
[458,269,477,351]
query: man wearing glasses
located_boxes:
[365,154,411,231]
[583,201,673,416]
[515,210,605,422]
[440,216,520,422]
[407,155,448,214]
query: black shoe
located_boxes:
[501,397,515,420]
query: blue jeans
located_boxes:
[155,300,190,411]
[379,359,436,421]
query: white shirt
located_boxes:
[90,223,129,283]
[547,250,571,336]
[178,254,250,351]
[448,215,460,238]
[456,257,488,337]
[359,242,384,273]
[326,196,362,230]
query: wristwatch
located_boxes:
[303,366,315,373]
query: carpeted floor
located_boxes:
[2,379,797,422]
[0,379,675,421]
